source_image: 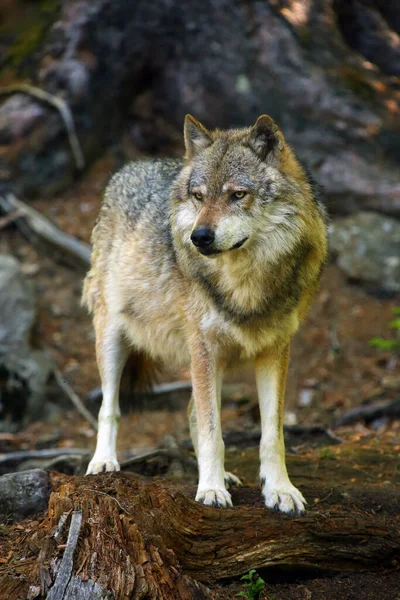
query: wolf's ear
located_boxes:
[248,115,283,160]
[184,115,213,158]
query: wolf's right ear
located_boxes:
[248,115,283,161]
[184,115,213,159]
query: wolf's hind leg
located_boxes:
[256,345,306,515]
[86,314,129,475]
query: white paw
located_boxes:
[196,488,233,508]
[224,471,242,487]
[86,457,120,475]
[261,479,306,515]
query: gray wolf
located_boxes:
[82,114,327,515]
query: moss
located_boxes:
[339,65,377,104]
[297,26,312,48]
[0,525,12,536]
[6,24,45,67]
[2,0,61,69]
[318,447,336,460]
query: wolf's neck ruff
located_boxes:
[184,241,314,326]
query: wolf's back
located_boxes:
[102,158,183,224]
[82,158,182,313]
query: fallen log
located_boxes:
[1,472,398,599]
[333,398,400,428]
[0,194,91,269]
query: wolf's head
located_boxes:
[171,114,318,260]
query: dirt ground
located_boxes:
[0,156,399,599]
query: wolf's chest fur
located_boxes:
[115,237,302,367]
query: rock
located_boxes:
[0,469,50,523]
[0,0,399,214]
[0,255,52,430]
[329,212,400,292]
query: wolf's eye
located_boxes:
[232,191,246,200]
[193,192,203,201]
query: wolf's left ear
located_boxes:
[248,115,283,161]
[184,115,213,159]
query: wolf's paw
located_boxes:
[86,457,120,475]
[196,488,233,508]
[262,480,306,516]
[224,471,242,488]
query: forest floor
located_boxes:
[0,155,399,599]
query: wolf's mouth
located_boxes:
[198,237,249,257]
[230,237,249,250]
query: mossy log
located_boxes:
[1,471,399,599]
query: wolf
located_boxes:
[82,114,327,515]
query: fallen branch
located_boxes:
[0,194,91,268]
[0,209,24,231]
[333,398,400,428]
[0,83,84,169]
[0,448,90,465]
[54,368,97,431]
[181,425,344,451]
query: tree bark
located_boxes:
[0,0,399,214]
[1,472,398,599]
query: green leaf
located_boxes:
[254,579,266,592]
[369,337,399,350]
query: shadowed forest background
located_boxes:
[0,1,399,599]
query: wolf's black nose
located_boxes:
[191,228,215,249]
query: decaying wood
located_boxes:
[0,194,91,268]
[47,510,83,600]
[1,472,398,599]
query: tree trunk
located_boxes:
[1,472,398,599]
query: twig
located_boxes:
[47,510,83,600]
[54,368,98,431]
[81,488,133,517]
[0,448,90,465]
[312,489,334,507]
[328,316,341,362]
[119,448,166,468]
[0,209,23,230]
[0,83,84,169]
[0,194,91,268]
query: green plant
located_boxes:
[236,569,266,599]
[319,447,335,460]
[370,308,400,351]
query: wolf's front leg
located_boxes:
[86,318,128,475]
[190,336,231,508]
[255,345,306,515]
